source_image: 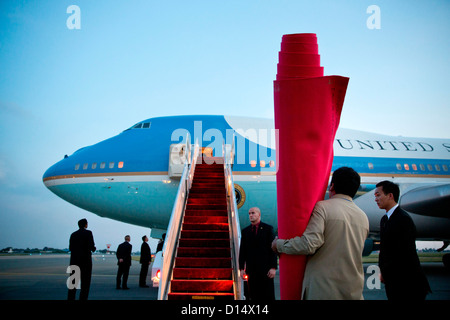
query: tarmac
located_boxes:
[0,254,449,301]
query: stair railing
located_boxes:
[223,137,244,300]
[158,135,200,300]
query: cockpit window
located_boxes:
[124,122,151,131]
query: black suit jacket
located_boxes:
[239,221,277,276]
[116,241,132,266]
[379,206,431,299]
[69,228,96,267]
[140,242,151,264]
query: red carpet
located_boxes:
[168,160,234,300]
[274,33,349,299]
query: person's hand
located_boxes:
[267,268,276,279]
[271,237,279,253]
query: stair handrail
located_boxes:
[158,135,199,300]
[223,136,244,300]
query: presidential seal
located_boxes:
[234,183,246,209]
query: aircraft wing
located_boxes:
[399,183,450,218]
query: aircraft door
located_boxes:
[168,143,187,178]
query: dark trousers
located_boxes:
[116,263,130,288]
[139,263,149,286]
[247,273,275,300]
[67,264,92,300]
[385,282,428,301]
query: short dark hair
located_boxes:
[330,167,361,198]
[78,218,88,229]
[376,180,400,202]
[142,235,147,241]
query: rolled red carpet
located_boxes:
[274,33,349,300]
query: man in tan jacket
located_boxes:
[272,167,369,300]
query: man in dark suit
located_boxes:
[68,218,96,300]
[375,180,431,300]
[239,207,277,300]
[116,235,132,289]
[139,235,152,287]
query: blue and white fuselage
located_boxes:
[43,115,450,242]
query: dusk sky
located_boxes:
[0,0,449,251]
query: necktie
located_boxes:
[381,215,388,232]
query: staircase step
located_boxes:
[179,238,230,248]
[182,223,228,231]
[193,169,224,173]
[181,230,229,239]
[192,182,225,193]
[193,173,224,177]
[183,216,228,224]
[171,279,233,292]
[198,158,224,165]
[191,182,224,187]
[187,198,227,204]
[188,193,226,199]
[168,292,234,300]
[177,247,231,257]
[173,268,232,279]
[184,209,227,217]
[186,204,227,211]
[175,257,231,268]
[194,170,223,173]
[189,187,226,193]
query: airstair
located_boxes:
[157,137,243,300]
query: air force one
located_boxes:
[42,115,450,262]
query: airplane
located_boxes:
[42,115,450,267]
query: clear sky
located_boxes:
[0,0,449,251]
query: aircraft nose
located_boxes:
[42,163,58,188]
[42,157,69,187]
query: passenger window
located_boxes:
[412,164,417,171]
[443,165,448,172]
[100,162,105,169]
[435,164,441,171]
[109,162,114,169]
[420,164,425,171]
[118,161,124,169]
[427,164,433,171]
[396,163,402,170]
[92,163,97,169]
[83,163,88,170]
[75,164,80,170]
[404,164,410,171]
[368,163,374,170]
